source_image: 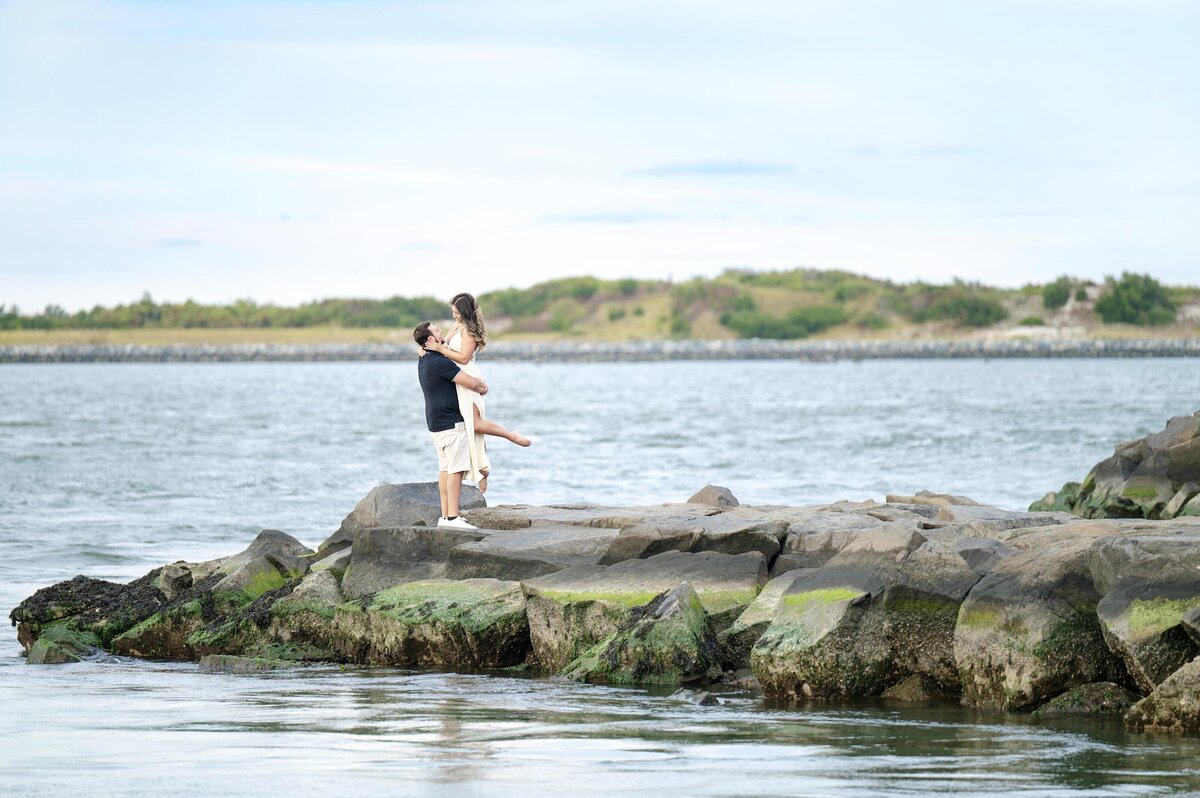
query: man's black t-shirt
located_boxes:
[418,352,463,432]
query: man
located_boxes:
[413,321,488,529]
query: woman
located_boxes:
[423,292,530,493]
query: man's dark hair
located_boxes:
[413,321,434,348]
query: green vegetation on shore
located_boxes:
[3,269,1196,343]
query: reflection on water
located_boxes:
[3,361,1200,795]
[2,661,1199,797]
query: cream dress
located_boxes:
[447,327,490,486]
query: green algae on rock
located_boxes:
[332,578,529,669]
[562,582,719,685]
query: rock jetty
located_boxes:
[3,337,1200,364]
[11,482,1200,731]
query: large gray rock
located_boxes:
[333,578,528,668]
[751,525,982,698]
[598,509,786,564]
[341,526,488,598]
[523,550,767,672]
[770,510,884,574]
[562,583,720,685]
[445,526,619,581]
[319,483,486,555]
[1125,657,1200,732]
[465,503,671,531]
[1035,412,1200,519]
[688,485,740,508]
[1087,528,1200,691]
[955,529,1130,710]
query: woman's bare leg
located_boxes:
[474,405,531,447]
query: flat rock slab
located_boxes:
[342,526,488,598]
[598,512,786,563]
[524,550,768,618]
[446,526,620,581]
[319,483,486,555]
[333,578,528,669]
[468,502,741,530]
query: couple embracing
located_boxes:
[413,293,530,530]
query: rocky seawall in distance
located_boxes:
[12,481,1200,733]
[3,337,1200,363]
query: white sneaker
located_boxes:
[438,516,478,530]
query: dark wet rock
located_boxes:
[261,571,344,660]
[523,551,767,672]
[688,485,739,508]
[1125,657,1200,732]
[752,526,981,699]
[333,578,528,668]
[953,538,1016,576]
[718,569,812,670]
[955,531,1130,711]
[1087,529,1200,691]
[1036,412,1200,519]
[112,597,213,659]
[341,526,488,598]
[562,583,720,685]
[199,654,302,673]
[598,510,786,564]
[319,482,486,555]
[1033,682,1138,716]
[9,574,167,651]
[446,526,620,581]
[881,675,938,702]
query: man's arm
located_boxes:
[453,371,488,395]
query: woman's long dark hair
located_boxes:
[451,292,487,350]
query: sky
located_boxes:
[1,0,1197,312]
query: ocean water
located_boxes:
[2,359,1199,796]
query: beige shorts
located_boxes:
[430,423,471,474]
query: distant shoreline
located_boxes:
[3,338,1199,363]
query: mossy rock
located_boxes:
[111,599,211,659]
[332,578,529,668]
[562,583,719,685]
[26,622,102,664]
[199,654,304,673]
[9,574,167,651]
[1033,682,1138,716]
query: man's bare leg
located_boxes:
[438,471,449,518]
[473,405,531,447]
[446,471,464,517]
